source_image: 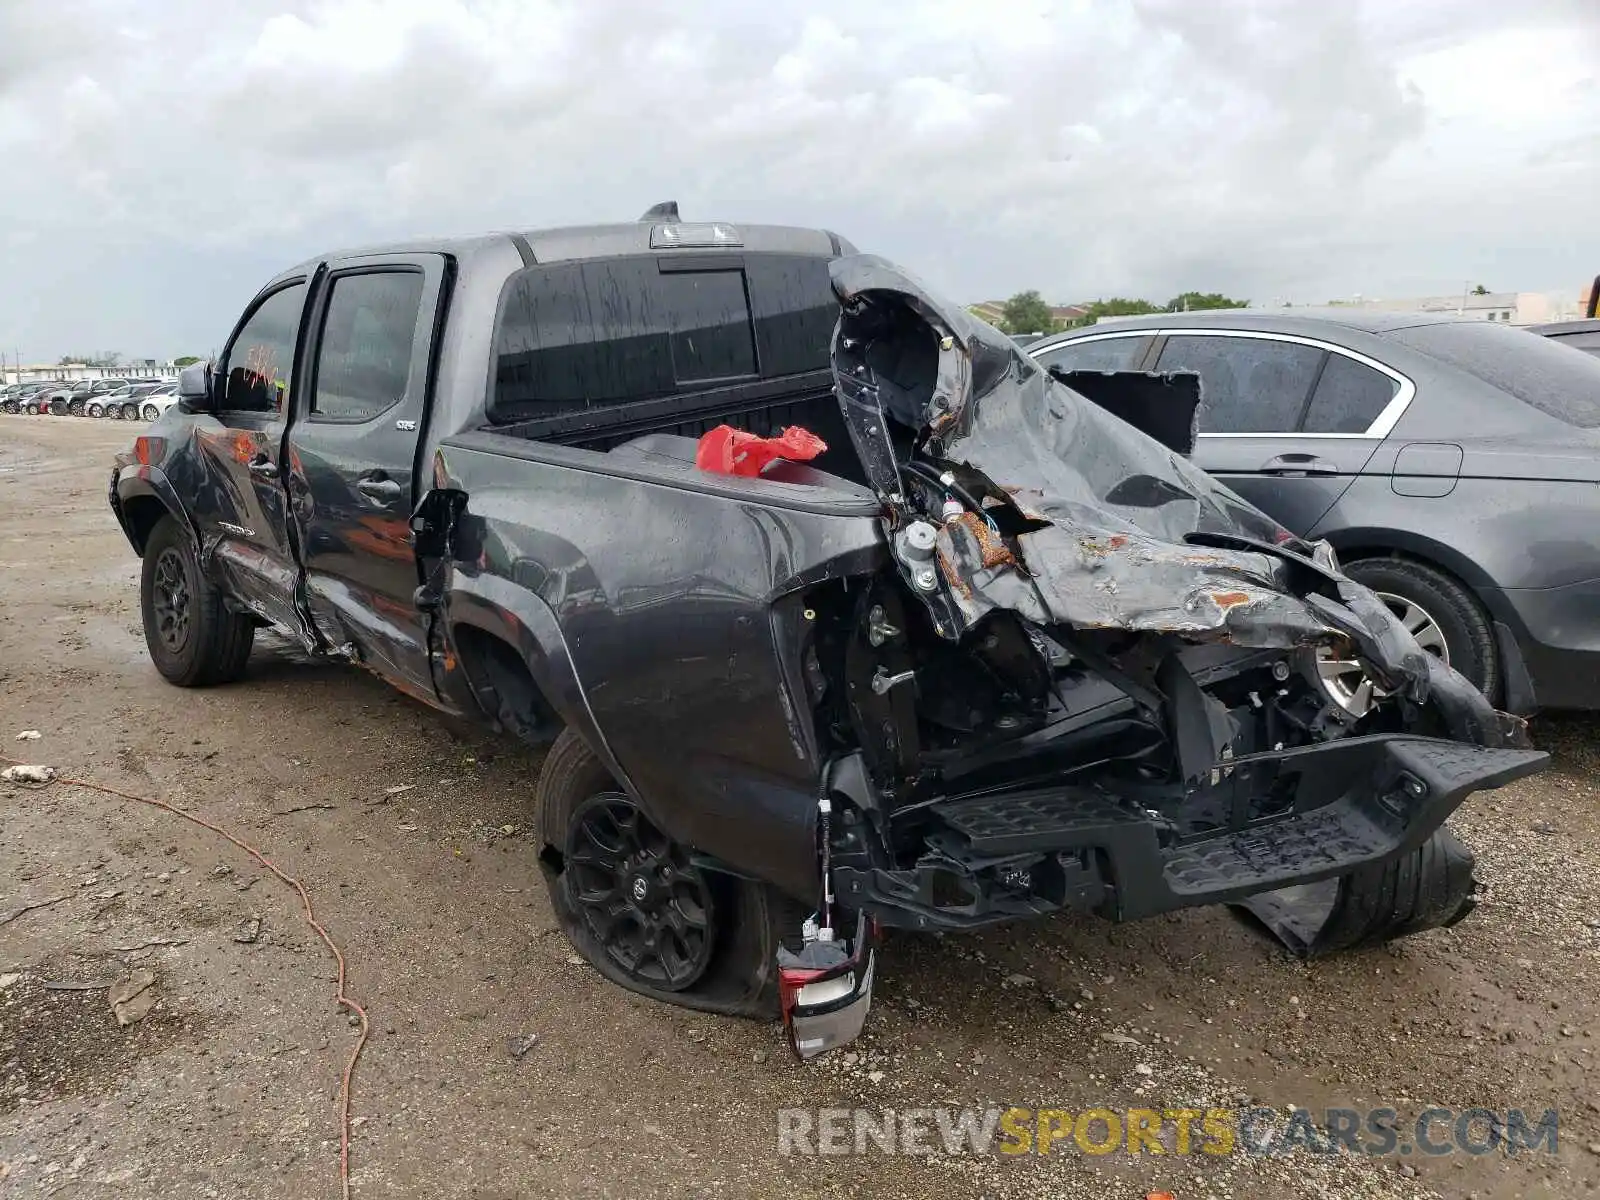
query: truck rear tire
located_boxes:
[532,727,795,1018]
[140,515,255,686]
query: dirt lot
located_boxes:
[2,414,1598,1200]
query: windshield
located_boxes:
[1385,320,1600,428]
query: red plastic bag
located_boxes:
[695,424,827,477]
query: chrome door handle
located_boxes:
[356,476,402,502]
[1259,454,1338,476]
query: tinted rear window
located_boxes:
[490,253,835,422]
[1302,354,1398,433]
[1153,334,1322,433]
[1034,335,1146,374]
[1548,330,1600,357]
[1386,321,1600,427]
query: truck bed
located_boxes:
[483,368,871,487]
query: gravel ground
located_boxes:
[1,414,1597,1199]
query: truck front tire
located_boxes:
[140,515,254,686]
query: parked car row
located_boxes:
[1,377,178,421]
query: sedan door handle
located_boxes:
[247,455,280,480]
[356,475,402,502]
[1259,453,1339,476]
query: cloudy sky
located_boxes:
[2,0,1597,362]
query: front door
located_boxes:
[1152,331,1402,536]
[282,254,447,702]
[192,276,313,636]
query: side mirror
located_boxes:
[176,362,215,414]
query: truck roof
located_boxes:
[284,208,848,275]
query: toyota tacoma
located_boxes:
[110,207,1546,1058]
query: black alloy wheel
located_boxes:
[563,792,716,992]
[150,546,193,657]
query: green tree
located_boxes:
[1471,284,1489,296]
[1068,298,1164,327]
[173,355,202,368]
[1165,291,1249,312]
[1000,290,1059,335]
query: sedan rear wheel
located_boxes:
[1321,558,1498,714]
[142,404,160,421]
[87,403,104,418]
[68,399,86,417]
[106,404,121,420]
[122,403,139,421]
[1318,591,1448,714]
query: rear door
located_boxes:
[1152,331,1408,534]
[282,253,448,702]
[193,276,314,633]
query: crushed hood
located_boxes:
[826,253,1444,696]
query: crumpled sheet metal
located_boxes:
[829,253,1528,747]
[829,253,1444,680]
[923,350,1352,649]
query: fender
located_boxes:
[112,464,202,557]
[442,571,643,807]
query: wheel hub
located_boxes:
[564,793,714,992]
[151,547,193,654]
[1319,590,1449,716]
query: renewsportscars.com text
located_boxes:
[776,1106,1560,1159]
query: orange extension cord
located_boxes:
[2,752,369,1200]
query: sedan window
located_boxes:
[1034,335,1146,375]
[1550,330,1600,357]
[1387,320,1600,428]
[1301,354,1398,433]
[1153,334,1322,433]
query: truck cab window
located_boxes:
[311,271,426,422]
[223,283,307,414]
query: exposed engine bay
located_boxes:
[776,255,1545,1057]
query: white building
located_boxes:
[2,361,178,386]
[1327,288,1589,326]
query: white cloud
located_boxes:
[0,0,1596,359]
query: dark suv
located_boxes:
[1026,310,1600,713]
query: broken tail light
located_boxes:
[778,911,877,1061]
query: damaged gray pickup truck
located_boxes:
[110,209,1547,1059]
